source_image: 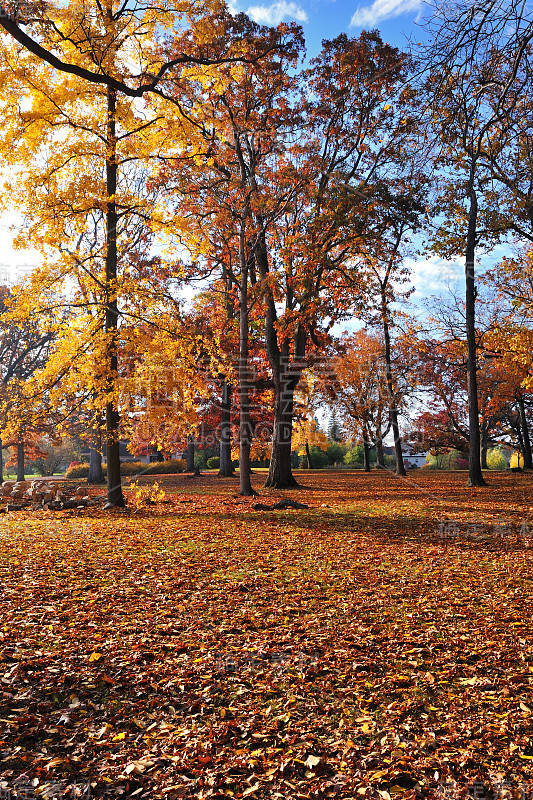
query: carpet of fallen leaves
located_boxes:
[1,469,533,800]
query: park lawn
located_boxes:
[0,470,533,799]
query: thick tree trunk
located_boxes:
[16,438,24,481]
[381,296,406,477]
[104,86,125,508]
[265,372,300,488]
[218,380,234,477]
[88,446,105,484]
[518,395,533,469]
[465,188,486,487]
[156,449,164,462]
[186,436,195,472]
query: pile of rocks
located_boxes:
[1,480,105,511]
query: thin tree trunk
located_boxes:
[305,441,313,469]
[362,428,371,472]
[218,380,234,477]
[480,426,488,470]
[104,85,125,508]
[376,432,385,469]
[16,438,24,481]
[0,436,3,483]
[186,436,195,472]
[518,395,533,469]
[381,295,406,477]
[238,228,255,496]
[465,188,486,486]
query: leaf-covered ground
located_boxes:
[1,470,533,800]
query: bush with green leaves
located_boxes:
[487,447,508,471]
[344,445,376,466]
[207,456,220,470]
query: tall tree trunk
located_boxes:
[381,295,406,477]
[238,227,254,496]
[0,436,3,483]
[104,86,125,507]
[16,438,24,481]
[218,380,234,477]
[305,441,313,469]
[465,188,486,486]
[255,232,301,489]
[186,436,195,472]
[518,395,533,469]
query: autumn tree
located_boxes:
[0,288,54,481]
[418,1,533,485]
[0,0,289,504]
[325,331,391,471]
[152,12,304,495]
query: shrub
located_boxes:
[65,463,91,479]
[487,448,508,470]
[65,459,187,480]
[142,459,187,475]
[207,456,220,470]
[455,458,469,470]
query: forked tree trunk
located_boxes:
[518,395,532,469]
[16,438,24,481]
[104,86,125,508]
[255,232,302,490]
[465,188,486,487]
[219,380,234,477]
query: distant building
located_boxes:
[401,446,428,469]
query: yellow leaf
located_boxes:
[112,732,126,741]
[89,652,103,662]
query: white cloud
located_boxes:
[350,0,422,28]
[406,255,463,301]
[247,0,308,24]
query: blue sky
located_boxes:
[231,0,426,57]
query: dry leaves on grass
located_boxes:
[0,471,532,799]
